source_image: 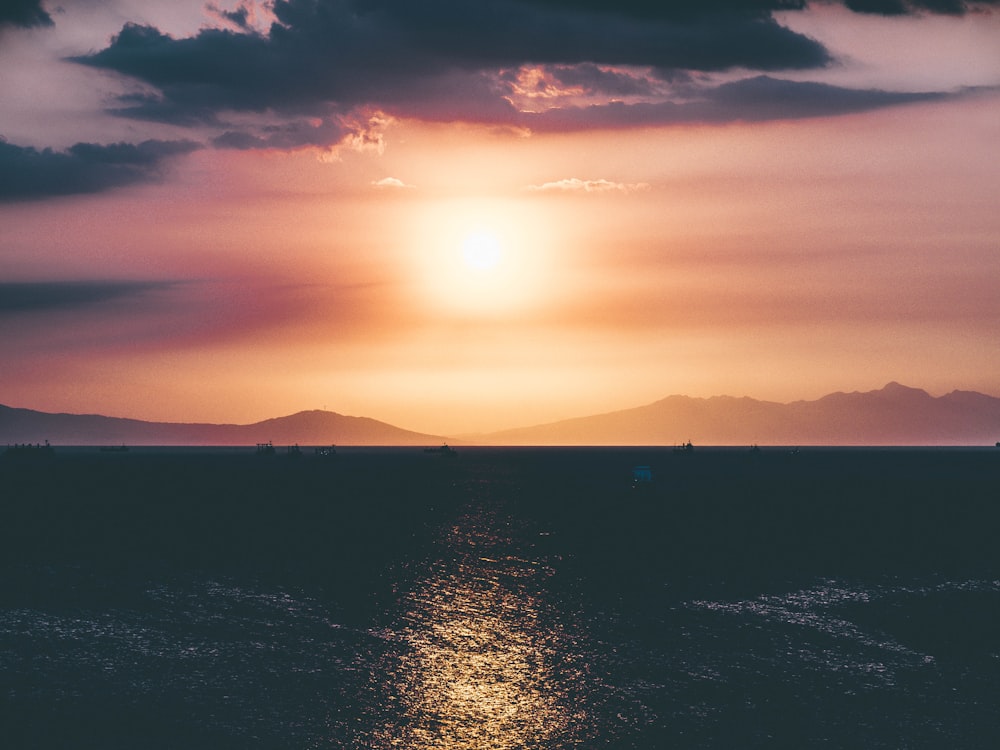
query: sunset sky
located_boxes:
[2,0,998,436]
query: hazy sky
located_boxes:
[2,0,999,435]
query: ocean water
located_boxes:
[2,447,999,749]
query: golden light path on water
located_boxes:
[368,501,592,749]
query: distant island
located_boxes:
[2,383,999,446]
[481,382,1000,446]
[0,407,447,447]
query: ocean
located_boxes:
[2,446,999,748]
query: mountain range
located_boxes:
[2,383,999,446]
[0,406,445,447]
[483,382,1000,446]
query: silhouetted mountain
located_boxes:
[4,383,1000,446]
[482,383,1000,446]
[0,406,446,446]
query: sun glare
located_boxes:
[405,198,557,318]
[462,231,502,271]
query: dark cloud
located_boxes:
[0,0,52,29]
[301,0,829,72]
[844,0,997,13]
[0,281,174,314]
[73,24,285,115]
[524,76,947,130]
[707,74,946,119]
[656,0,997,11]
[212,117,350,150]
[68,0,993,142]
[509,1,809,19]
[207,2,255,31]
[844,0,911,11]
[74,1,829,127]
[0,139,202,201]
[109,93,225,127]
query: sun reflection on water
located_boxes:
[370,511,588,749]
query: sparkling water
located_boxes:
[2,447,999,748]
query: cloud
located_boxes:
[525,178,650,193]
[214,111,392,156]
[212,117,350,150]
[0,281,175,314]
[546,63,667,98]
[843,0,998,14]
[523,75,948,131]
[0,139,202,201]
[0,0,52,29]
[67,0,993,144]
[706,74,947,119]
[206,1,271,33]
[72,1,828,130]
[372,177,413,189]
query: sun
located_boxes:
[403,197,558,318]
[461,230,502,271]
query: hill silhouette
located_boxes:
[481,383,1000,446]
[0,407,445,446]
[3,383,999,446]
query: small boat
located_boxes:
[673,441,694,454]
[424,443,457,456]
